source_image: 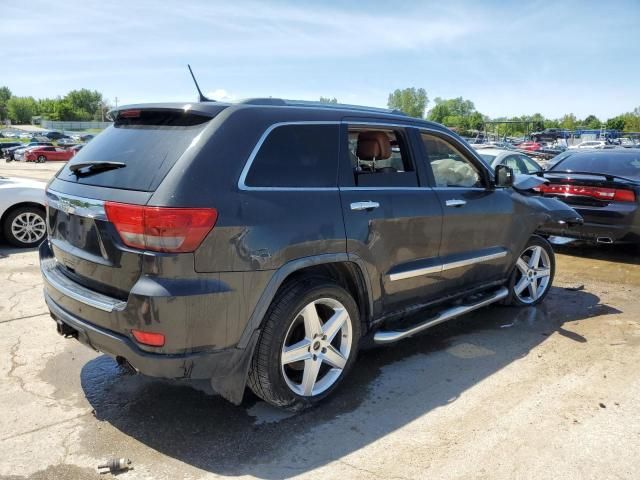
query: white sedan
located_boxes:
[0,176,47,247]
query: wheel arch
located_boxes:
[237,254,373,349]
[1,201,46,229]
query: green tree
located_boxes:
[319,97,338,104]
[427,97,484,133]
[606,116,626,131]
[387,87,428,118]
[7,96,37,124]
[0,86,11,121]
[64,89,103,120]
[583,114,601,129]
[560,113,577,131]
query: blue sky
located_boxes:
[2,0,639,119]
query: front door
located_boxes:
[419,132,515,291]
[338,123,444,316]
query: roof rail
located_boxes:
[237,98,407,116]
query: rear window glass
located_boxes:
[551,152,640,179]
[57,111,212,191]
[245,124,339,188]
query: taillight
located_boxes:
[104,202,217,253]
[535,184,636,203]
[131,329,165,347]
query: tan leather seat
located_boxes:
[357,131,391,160]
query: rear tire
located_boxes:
[505,235,555,306]
[3,206,47,248]
[37,155,46,163]
[248,277,360,410]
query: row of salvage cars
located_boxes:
[2,142,83,163]
[0,141,84,247]
[1,134,639,250]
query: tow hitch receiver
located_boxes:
[55,318,78,338]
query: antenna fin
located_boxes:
[187,64,213,102]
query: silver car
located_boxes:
[473,147,542,177]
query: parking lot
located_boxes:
[1,161,640,480]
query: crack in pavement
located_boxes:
[337,459,417,480]
[0,312,49,324]
[7,335,59,404]
[0,412,91,442]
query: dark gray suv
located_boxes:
[40,99,580,409]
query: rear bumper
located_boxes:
[45,291,259,404]
[539,220,640,243]
[537,201,640,243]
[45,292,231,379]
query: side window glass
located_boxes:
[520,155,541,174]
[421,134,483,188]
[245,124,339,188]
[503,155,526,174]
[347,128,418,187]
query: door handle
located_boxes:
[445,199,467,207]
[350,201,380,211]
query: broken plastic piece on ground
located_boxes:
[97,458,132,474]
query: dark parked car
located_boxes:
[40,100,580,409]
[43,131,70,141]
[1,142,23,158]
[537,149,640,244]
[531,128,567,143]
[3,142,53,161]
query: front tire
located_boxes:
[3,206,47,248]
[37,155,46,163]
[248,278,360,410]
[506,236,555,306]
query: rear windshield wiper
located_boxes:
[69,161,126,177]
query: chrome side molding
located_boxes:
[389,250,507,282]
[373,286,508,344]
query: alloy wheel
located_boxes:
[514,245,551,304]
[11,211,46,244]
[281,297,353,397]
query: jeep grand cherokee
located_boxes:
[40,99,580,409]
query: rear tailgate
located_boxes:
[44,107,222,301]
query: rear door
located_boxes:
[418,131,515,291]
[339,122,444,315]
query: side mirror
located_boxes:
[494,164,514,187]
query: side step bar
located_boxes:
[373,286,509,344]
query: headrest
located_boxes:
[357,131,391,160]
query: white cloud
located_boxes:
[206,89,236,102]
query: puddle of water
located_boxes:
[246,401,296,425]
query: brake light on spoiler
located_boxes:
[534,184,636,203]
[104,202,218,253]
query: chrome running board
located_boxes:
[373,286,509,344]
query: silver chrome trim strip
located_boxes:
[238,121,341,192]
[41,257,126,312]
[46,189,107,220]
[389,250,507,282]
[373,287,509,344]
[441,251,507,272]
[389,265,441,281]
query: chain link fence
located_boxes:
[40,120,112,131]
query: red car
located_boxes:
[25,146,75,163]
[518,141,542,151]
